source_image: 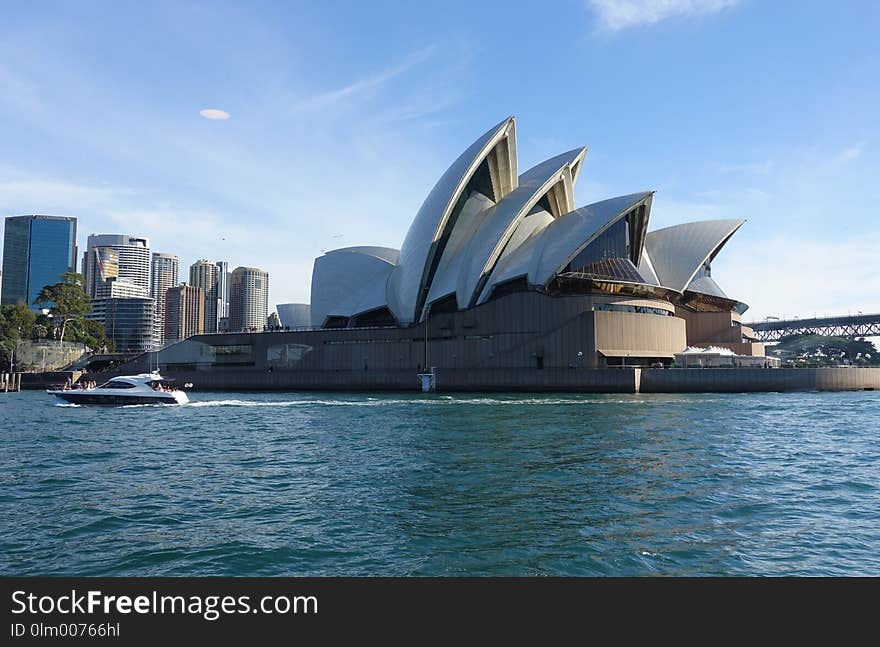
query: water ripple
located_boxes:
[1,389,879,575]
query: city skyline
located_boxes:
[1,214,269,350]
[0,2,878,321]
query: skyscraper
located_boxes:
[229,266,268,332]
[94,277,150,300]
[215,260,229,329]
[1,215,77,310]
[165,285,204,342]
[189,259,218,333]
[82,234,150,297]
[150,252,179,343]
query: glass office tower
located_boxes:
[1,215,77,309]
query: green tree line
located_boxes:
[0,272,112,370]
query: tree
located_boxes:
[33,272,91,347]
[33,313,52,340]
[72,318,113,352]
[0,303,36,371]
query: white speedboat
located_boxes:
[48,372,189,406]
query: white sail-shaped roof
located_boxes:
[425,147,586,310]
[686,275,728,298]
[478,191,653,303]
[418,191,495,309]
[386,117,517,324]
[644,219,744,293]
[276,303,312,328]
[637,249,661,286]
[310,246,399,327]
[501,209,555,261]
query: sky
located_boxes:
[1,0,878,323]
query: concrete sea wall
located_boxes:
[639,367,880,393]
[97,363,880,393]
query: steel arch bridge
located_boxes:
[746,313,880,342]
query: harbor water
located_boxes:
[2,389,879,576]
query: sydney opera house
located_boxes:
[149,116,770,390]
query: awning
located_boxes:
[597,349,676,358]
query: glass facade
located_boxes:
[565,215,649,284]
[594,303,673,316]
[1,215,76,309]
[28,217,77,307]
[569,217,628,269]
[1,217,30,305]
[89,297,155,353]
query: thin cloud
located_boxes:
[718,159,774,175]
[289,45,436,113]
[718,232,880,322]
[836,142,865,163]
[199,108,231,120]
[0,176,133,214]
[587,0,740,32]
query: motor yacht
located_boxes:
[48,372,189,405]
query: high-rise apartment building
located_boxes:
[164,284,205,342]
[82,234,150,298]
[1,215,77,309]
[94,277,148,300]
[189,259,218,333]
[150,252,179,343]
[216,260,229,328]
[229,266,268,332]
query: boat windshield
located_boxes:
[99,381,136,389]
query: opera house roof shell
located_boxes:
[311,117,745,328]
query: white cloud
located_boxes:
[288,46,436,113]
[836,142,865,163]
[715,233,880,323]
[199,108,230,120]
[0,176,133,215]
[587,0,740,31]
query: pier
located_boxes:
[1,372,22,393]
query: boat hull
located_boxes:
[48,391,187,405]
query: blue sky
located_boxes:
[1,0,878,322]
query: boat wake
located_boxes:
[184,395,695,408]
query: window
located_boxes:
[100,381,136,389]
[267,343,313,368]
[213,344,254,366]
[594,303,672,316]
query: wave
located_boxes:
[184,395,719,408]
